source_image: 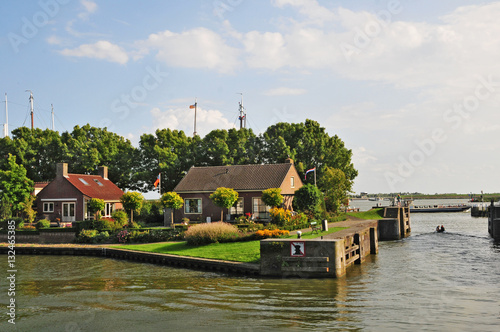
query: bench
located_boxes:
[310,221,321,234]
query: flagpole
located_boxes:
[193,98,197,136]
[158,172,161,196]
[314,168,316,187]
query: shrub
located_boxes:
[254,229,290,239]
[184,222,241,245]
[93,231,110,243]
[21,225,36,231]
[128,230,150,243]
[77,229,99,243]
[36,219,51,229]
[112,210,128,228]
[269,207,292,227]
[116,230,130,243]
[92,218,114,231]
[0,217,24,230]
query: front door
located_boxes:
[62,202,76,222]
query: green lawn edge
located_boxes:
[346,208,384,220]
[109,227,347,264]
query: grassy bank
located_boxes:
[347,208,384,220]
[111,227,347,263]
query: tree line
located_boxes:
[0,119,357,216]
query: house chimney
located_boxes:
[57,163,68,178]
[285,158,294,164]
[98,166,108,180]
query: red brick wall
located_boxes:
[35,177,84,221]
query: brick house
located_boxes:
[173,158,303,223]
[35,163,124,222]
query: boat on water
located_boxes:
[410,204,471,213]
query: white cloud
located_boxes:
[264,87,307,96]
[136,28,240,73]
[272,0,335,24]
[79,0,97,20]
[60,40,129,64]
[47,35,63,45]
[150,107,235,137]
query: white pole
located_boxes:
[193,99,197,136]
[51,104,55,131]
[4,93,8,137]
[26,90,34,129]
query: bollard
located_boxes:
[297,231,302,239]
[322,219,328,232]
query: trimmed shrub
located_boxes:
[92,218,114,231]
[36,219,51,229]
[21,225,36,231]
[184,222,241,245]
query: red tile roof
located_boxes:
[66,174,124,201]
[174,163,293,192]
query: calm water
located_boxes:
[1,203,499,331]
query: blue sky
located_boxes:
[2,0,500,195]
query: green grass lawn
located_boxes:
[110,227,347,264]
[346,208,384,220]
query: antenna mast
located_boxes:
[4,93,8,138]
[26,90,34,129]
[237,93,246,129]
[51,104,55,131]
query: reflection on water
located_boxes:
[1,209,499,331]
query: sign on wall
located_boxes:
[290,241,305,257]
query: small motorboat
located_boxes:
[436,226,445,233]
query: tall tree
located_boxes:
[318,167,351,213]
[120,192,144,224]
[160,191,183,227]
[0,154,34,217]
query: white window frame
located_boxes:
[291,176,295,188]
[185,198,202,214]
[43,202,54,213]
[229,197,244,215]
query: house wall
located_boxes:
[176,191,267,223]
[35,178,84,221]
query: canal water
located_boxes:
[1,202,499,331]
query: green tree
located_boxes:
[261,119,357,192]
[160,192,184,227]
[318,167,350,214]
[120,192,144,224]
[88,198,105,220]
[136,128,195,192]
[293,184,323,220]
[0,154,34,217]
[261,188,284,208]
[210,187,239,222]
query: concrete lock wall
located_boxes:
[260,223,378,278]
[488,205,500,240]
[378,207,411,241]
[260,239,345,278]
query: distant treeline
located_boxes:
[352,193,500,201]
[0,119,357,195]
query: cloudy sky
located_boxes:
[1,0,500,195]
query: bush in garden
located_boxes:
[21,225,36,231]
[93,231,109,243]
[184,222,241,245]
[77,229,99,243]
[116,230,130,243]
[128,230,150,243]
[254,229,290,239]
[269,207,292,227]
[92,218,114,231]
[36,219,51,229]
[111,210,128,228]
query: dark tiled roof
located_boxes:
[66,174,124,200]
[174,163,293,192]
